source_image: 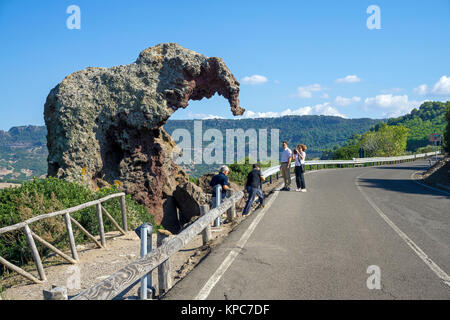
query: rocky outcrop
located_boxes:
[44,43,244,225]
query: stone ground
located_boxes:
[1,179,282,300]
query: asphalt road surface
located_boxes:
[164,159,450,300]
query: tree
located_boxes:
[333,124,409,159]
[445,102,450,153]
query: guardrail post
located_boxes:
[227,201,237,222]
[157,232,171,297]
[200,205,212,245]
[120,195,128,232]
[213,185,222,227]
[96,203,106,247]
[23,224,46,281]
[136,223,154,300]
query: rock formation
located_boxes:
[44,43,244,227]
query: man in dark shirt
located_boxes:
[210,165,231,207]
[242,164,265,216]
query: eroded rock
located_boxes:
[44,43,244,225]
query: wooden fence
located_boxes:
[0,193,128,284]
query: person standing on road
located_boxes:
[210,165,231,208]
[280,141,292,191]
[293,144,307,192]
[242,164,266,216]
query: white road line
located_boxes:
[355,171,450,288]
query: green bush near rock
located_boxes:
[0,177,157,275]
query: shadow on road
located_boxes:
[358,178,450,199]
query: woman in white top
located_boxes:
[293,144,307,192]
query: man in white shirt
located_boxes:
[280,141,292,191]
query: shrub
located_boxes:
[0,177,156,275]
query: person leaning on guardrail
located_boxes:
[210,165,231,208]
[242,163,266,216]
[293,144,307,192]
[280,141,293,191]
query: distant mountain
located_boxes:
[0,115,382,181]
[0,126,48,182]
[164,115,382,155]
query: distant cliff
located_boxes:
[0,125,47,182]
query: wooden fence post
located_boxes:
[69,216,104,248]
[43,286,68,300]
[120,195,128,232]
[96,204,106,247]
[0,256,42,284]
[31,231,77,265]
[157,232,171,296]
[64,213,78,261]
[23,224,46,281]
[200,205,212,245]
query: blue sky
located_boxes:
[0,0,449,130]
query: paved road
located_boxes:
[164,159,450,300]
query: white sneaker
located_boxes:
[296,188,301,192]
[301,189,307,192]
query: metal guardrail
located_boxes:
[261,151,440,179]
[72,191,244,300]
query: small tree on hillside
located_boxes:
[444,101,450,153]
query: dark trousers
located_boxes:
[295,166,306,189]
[243,186,264,215]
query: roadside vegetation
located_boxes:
[0,177,156,276]
[328,101,448,160]
[445,102,450,153]
[228,157,272,185]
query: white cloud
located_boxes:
[296,83,323,98]
[335,75,361,83]
[240,103,346,119]
[240,75,268,85]
[414,84,428,95]
[187,112,224,120]
[363,94,423,117]
[381,88,404,94]
[431,75,450,95]
[321,93,329,99]
[334,96,361,106]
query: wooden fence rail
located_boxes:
[0,193,127,284]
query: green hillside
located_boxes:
[164,115,381,157]
[330,101,448,160]
[385,101,447,151]
[0,126,48,183]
